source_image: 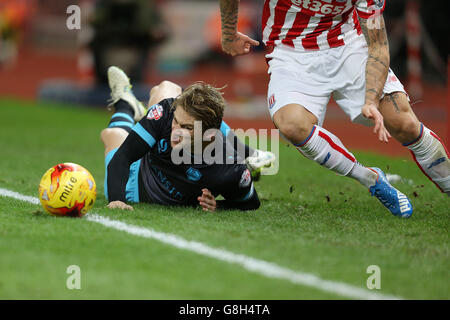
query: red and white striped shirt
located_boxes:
[262,0,386,51]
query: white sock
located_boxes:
[348,162,378,188]
[405,124,450,194]
[295,126,376,187]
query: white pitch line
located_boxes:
[0,188,40,205]
[0,187,402,300]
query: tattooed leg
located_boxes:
[379,92,420,143]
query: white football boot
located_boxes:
[107,66,147,122]
[245,150,276,180]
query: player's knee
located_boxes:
[154,80,181,94]
[149,84,160,97]
[100,128,111,142]
[273,105,317,144]
[159,80,179,89]
[386,115,420,142]
[149,81,182,105]
[277,120,315,145]
[398,117,421,142]
[101,128,123,143]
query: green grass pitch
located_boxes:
[0,98,448,299]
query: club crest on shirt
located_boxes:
[268,94,276,109]
[186,167,202,182]
[147,104,164,120]
[239,169,251,188]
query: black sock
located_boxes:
[115,100,135,118]
[107,100,135,133]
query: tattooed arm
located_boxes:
[358,14,391,142]
[219,0,259,56]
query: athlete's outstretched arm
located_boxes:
[219,0,259,56]
[106,130,151,208]
[358,14,391,143]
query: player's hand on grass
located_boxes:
[198,188,216,212]
[362,102,391,143]
[221,32,259,56]
[107,201,134,211]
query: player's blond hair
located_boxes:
[173,82,225,131]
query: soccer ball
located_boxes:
[38,163,96,217]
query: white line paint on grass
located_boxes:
[0,187,40,205]
[0,187,402,300]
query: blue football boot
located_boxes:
[369,167,413,218]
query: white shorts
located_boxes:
[266,36,407,127]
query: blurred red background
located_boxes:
[0,0,448,157]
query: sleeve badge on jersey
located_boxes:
[147,104,164,120]
[239,169,252,188]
